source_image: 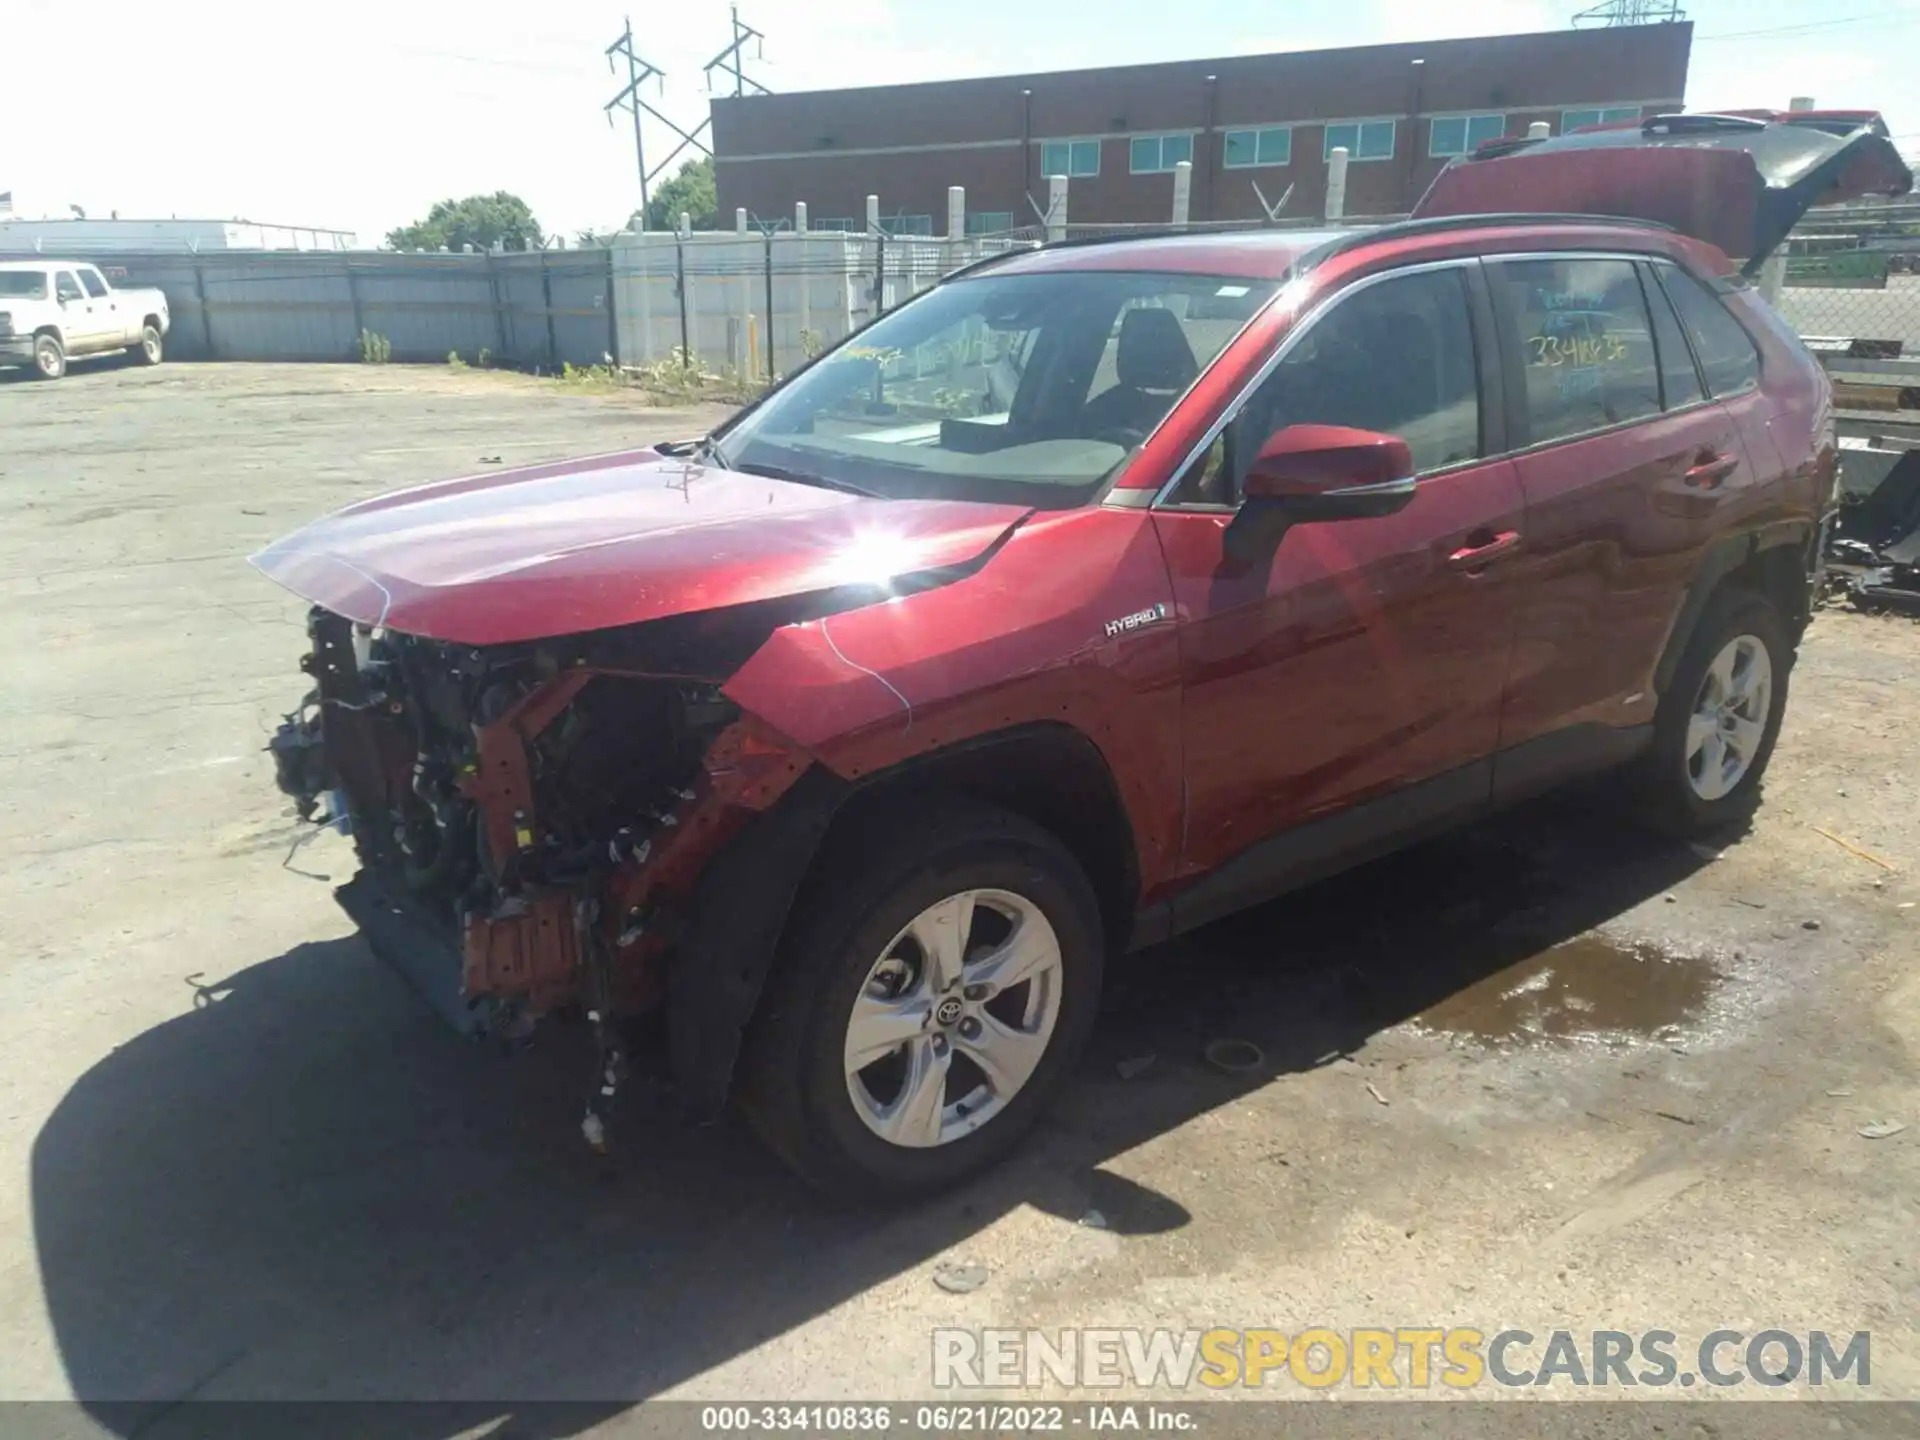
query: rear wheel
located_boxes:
[134,324,163,365]
[739,801,1104,1198]
[32,333,66,380]
[1635,587,1791,836]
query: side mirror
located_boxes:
[1224,424,1416,567]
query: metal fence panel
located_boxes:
[0,247,615,367]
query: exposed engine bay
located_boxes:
[269,604,819,1141]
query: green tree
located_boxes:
[642,157,718,232]
[387,192,544,252]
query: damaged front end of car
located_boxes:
[268,597,833,1147]
[250,440,1038,1147]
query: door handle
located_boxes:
[1685,451,1739,489]
[1448,529,1521,570]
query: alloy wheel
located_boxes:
[1685,633,1772,802]
[843,887,1063,1148]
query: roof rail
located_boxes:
[1299,210,1677,271]
[938,223,1285,283]
[939,211,1675,287]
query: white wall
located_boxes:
[609,231,1018,375]
[0,219,357,253]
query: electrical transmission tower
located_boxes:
[603,10,771,230]
[705,6,770,97]
[1572,0,1686,24]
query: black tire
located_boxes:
[1634,586,1792,836]
[738,799,1104,1199]
[134,324,164,365]
[32,333,66,380]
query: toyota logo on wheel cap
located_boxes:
[935,997,964,1026]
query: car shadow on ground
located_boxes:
[32,789,1715,1436]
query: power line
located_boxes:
[1694,10,1910,42]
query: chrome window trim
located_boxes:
[1147,256,1480,511]
[1325,474,1419,498]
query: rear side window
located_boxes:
[1492,258,1661,446]
[1641,266,1705,410]
[1656,266,1761,397]
[79,269,109,299]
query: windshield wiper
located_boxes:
[730,459,881,498]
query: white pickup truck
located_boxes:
[0,260,170,379]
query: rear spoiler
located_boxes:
[1412,112,1914,275]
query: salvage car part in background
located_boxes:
[1825,447,1920,616]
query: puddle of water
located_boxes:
[1416,935,1718,1045]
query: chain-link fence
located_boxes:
[1774,201,1920,416]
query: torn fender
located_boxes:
[721,503,1189,891]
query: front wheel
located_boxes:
[32,333,66,380]
[739,801,1104,1198]
[134,324,164,365]
[1635,587,1791,836]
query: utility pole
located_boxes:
[605,17,661,225]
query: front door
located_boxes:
[53,269,109,352]
[1153,262,1526,928]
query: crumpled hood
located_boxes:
[250,448,1031,645]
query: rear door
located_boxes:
[77,267,131,346]
[1649,261,1780,505]
[1485,252,1747,790]
[1153,261,1526,924]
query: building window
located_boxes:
[880,214,934,236]
[1129,133,1195,174]
[965,212,1015,235]
[1429,113,1507,157]
[1223,126,1293,168]
[1562,105,1643,133]
[1041,139,1101,178]
[1323,120,1395,162]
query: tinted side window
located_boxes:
[1641,265,1705,410]
[1493,258,1660,445]
[55,271,84,303]
[1183,268,1481,502]
[79,268,110,299]
[1657,266,1761,397]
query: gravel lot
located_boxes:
[3,363,1917,1433]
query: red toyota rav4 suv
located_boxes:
[258,115,1910,1195]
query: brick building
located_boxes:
[709,23,1692,233]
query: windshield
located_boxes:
[0,272,49,300]
[716,269,1277,507]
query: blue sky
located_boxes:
[5,0,1913,243]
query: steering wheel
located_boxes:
[1090,424,1149,449]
